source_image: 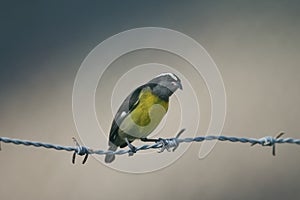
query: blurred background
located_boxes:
[1,0,300,199]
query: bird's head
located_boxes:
[148,72,183,100]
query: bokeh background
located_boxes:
[1,0,300,199]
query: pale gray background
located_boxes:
[1,0,300,200]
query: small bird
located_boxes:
[105,72,183,163]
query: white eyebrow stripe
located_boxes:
[157,73,178,81]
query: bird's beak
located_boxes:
[178,82,183,90]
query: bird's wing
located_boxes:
[109,85,149,143]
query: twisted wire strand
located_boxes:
[1,133,300,159]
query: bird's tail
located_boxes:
[105,143,117,163]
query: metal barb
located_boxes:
[71,137,89,164]
[72,151,76,164]
[158,128,186,153]
[273,132,285,156]
[176,128,186,138]
[251,132,285,156]
[276,132,285,139]
[173,128,186,151]
[157,139,168,153]
[82,154,89,164]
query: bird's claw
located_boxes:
[125,138,136,156]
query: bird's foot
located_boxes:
[125,138,136,156]
[140,137,163,142]
[141,137,169,152]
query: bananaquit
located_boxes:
[105,72,183,163]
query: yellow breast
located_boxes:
[119,88,168,139]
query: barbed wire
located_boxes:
[0,129,299,164]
